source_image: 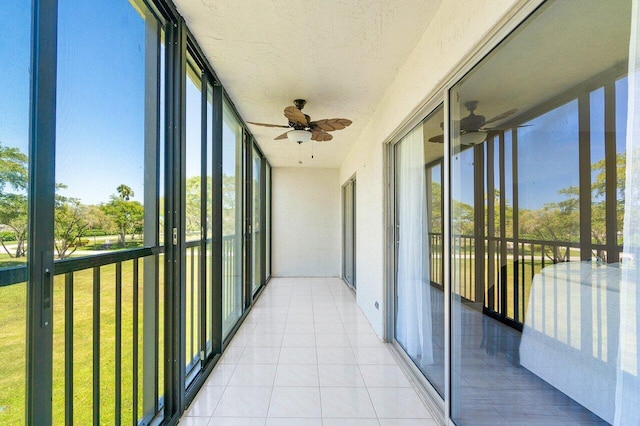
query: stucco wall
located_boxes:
[339,0,523,337]
[272,167,341,277]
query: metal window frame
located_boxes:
[19,0,277,424]
[265,162,272,281]
[162,11,186,422]
[26,0,58,423]
[242,130,252,307]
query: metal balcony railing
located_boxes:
[4,230,616,422]
[1,247,165,424]
[0,232,248,424]
[428,233,621,327]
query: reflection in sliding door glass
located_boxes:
[252,147,262,293]
[222,102,244,338]
[395,105,444,397]
[184,56,203,379]
[450,1,632,424]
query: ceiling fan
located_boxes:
[428,100,518,145]
[248,99,352,142]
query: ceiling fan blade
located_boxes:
[247,121,290,128]
[484,108,518,125]
[284,106,308,126]
[311,131,333,142]
[428,134,445,143]
[309,118,352,132]
[274,131,289,140]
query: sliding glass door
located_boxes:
[222,100,244,338]
[184,52,206,384]
[343,177,356,288]
[251,146,263,294]
[265,163,272,280]
[448,1,632,424]
[394,105,445,398]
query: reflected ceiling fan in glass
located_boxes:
[428,100,521,145]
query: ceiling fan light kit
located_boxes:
[287,129,312,143]
[460,131,488,146]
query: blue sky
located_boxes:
[1,0,240,206]
[452,77,628,210]
[55,0,147,205]
[0,1,629,210]
[0,1,31,165]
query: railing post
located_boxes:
[26,0,58,423]
[64,272,74,424]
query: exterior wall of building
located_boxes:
[339,0,521,337]
[272,167,341,277]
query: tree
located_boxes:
[590,153,625,249]
[428,181,442,234]
[452,198,475,236]
[185,176,202,238]
[0,193,27,258]
[222,174,238,236]
[0,143,28,258]
[101,185,144,246]
[117,184,134,201]
[0,143,28,191]
[518,153,626,262]
[83,205,116,245]
[519,200,579,262]
[54,184,91,259]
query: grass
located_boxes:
[0,281,26,425]
[0,256,167,425]
[0,244,239,424]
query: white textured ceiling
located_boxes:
[173,0,443,167]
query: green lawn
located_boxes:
[0,255,167,425]
[0,280,26,425]
[0,241,241,424]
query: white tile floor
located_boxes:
[179,277,438,426]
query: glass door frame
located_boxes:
[178,36,225,409]
[383,2,573,425]
[244,137,268,304]
[387,104,447,422]
[182,43,214,389]
[342,175,357,289]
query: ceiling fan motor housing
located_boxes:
[460,111,485,132]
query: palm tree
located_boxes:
[116,184,134,201]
